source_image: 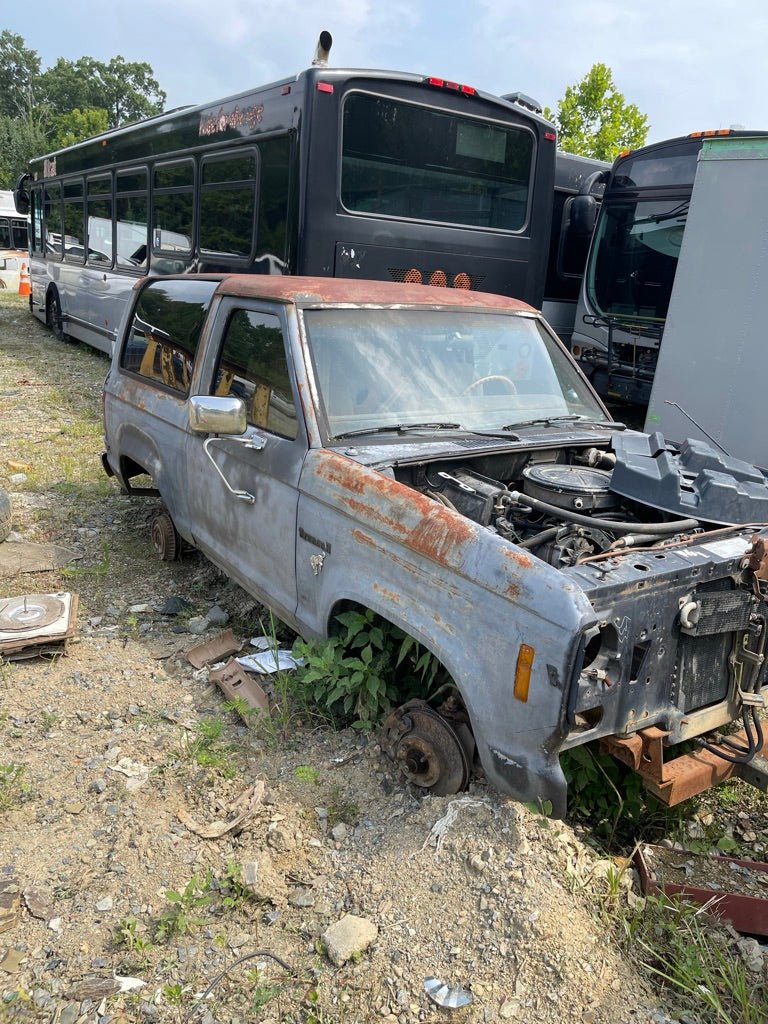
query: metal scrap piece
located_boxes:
[424,976,473,1008]
[184,628,241,668]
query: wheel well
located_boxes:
[120,456,159,496]
[324,599,457,700]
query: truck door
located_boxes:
[184,299,304,620]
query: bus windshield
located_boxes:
[341,93,534,231]
[587,197,687,323]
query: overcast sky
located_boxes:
[4,1,766,144]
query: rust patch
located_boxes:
[196,273,536,312]
[601,725,768,806]
[407,507,475,564]
[372,582,403,605]
[318,455,369,495]
[342,494,409,535]
[504,547,534,569]
[350,528,379,550]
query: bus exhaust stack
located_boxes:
[312,31,333,66]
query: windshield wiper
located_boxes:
[331,422,463,440]
[499,415,626,431]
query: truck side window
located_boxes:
[121,278,218,394]
[212,309,298,439]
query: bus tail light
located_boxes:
[424,77,476,96]
[316,82,334,94]
[404,268,422,284]
[429,270,447,287]
[514,644,535,702]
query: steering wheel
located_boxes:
[462,374,517,395]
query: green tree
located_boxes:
[39,55,165,129]
[0,33,166,186]
[49,107,110,151]
[0,114,46,187]
[545,63,650,161]
[0,30,40,119]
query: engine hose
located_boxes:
[504,490,700,535]
[697,706,762,764]
[517,526,561,550]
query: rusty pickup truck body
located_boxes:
[102,276,768,814]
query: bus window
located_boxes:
[30,187,43,253]
[341,92,534,232]
[62,179,85,263]
[116,168,149,271]
[44,183,63,256]
[255,135,292,273]
[199,150,258,262]
[87,175,113,266]
[11,219,27,250]
[152,160,194,260]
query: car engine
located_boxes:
[399,431,768,568]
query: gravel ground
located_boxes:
[0,292,765,1023]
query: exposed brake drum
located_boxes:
[381,698,472,796]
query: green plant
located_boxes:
[215,861,260,913]
[295,764,320,785]
[182,717,237,777]
[291,609,442,730]
[162,982,185,1007]
[36,710,61,736]
[0,762,31,812]
[562,743,665,848]
[524,798,554,824]
[61,537,111,577]
[244,967,284,1011]
[627,894,768,1024]
[114,914,154,969]
[154,876,212,943]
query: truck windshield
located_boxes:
[586,197,687,324]
[305,307,606,438]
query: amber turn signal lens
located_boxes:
[514,643,535,702]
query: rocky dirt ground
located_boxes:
[0,292,766,1024]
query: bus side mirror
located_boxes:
[13,174,30,216]
[570,194,596,236]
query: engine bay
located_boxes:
[393,431,768,569]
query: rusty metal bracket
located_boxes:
[601,725,768,805]
[600,726,669,781]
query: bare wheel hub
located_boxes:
[381,698,470,796]
[151,510,181,561]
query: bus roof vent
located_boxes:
[502,92,543,114]
[312,31,333,66]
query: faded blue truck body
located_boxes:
[103,275,768,813]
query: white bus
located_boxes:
[0,189,29,292]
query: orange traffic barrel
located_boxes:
[18,262,31,297]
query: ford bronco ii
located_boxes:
[102,276,768,814]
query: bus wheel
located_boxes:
[46,289,67,342]
[151,510,181,561]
